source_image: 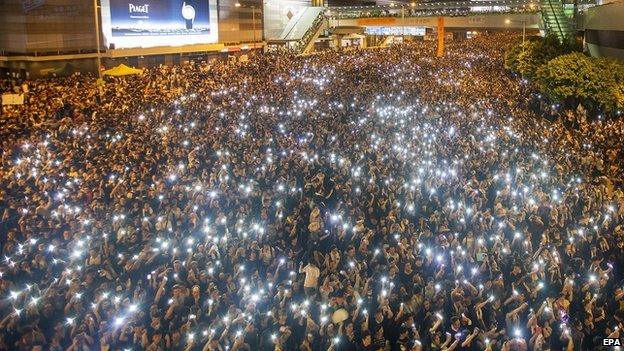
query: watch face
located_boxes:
[182,4,196,20]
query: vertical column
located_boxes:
[93,0,102,78]
[332,34,342,49]
[436,16,444,58]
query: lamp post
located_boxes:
[411,2,416,33]
[252,6,257,46]
[401,4,405,42]
[506,18,526,48]
[93,0,102,78]
[236,2,260,47]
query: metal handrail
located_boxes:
[546,0,565,40]
[295,12,325,53]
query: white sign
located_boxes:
[22,0,45,12]
[100,0,219,49]
[2,94,25,106]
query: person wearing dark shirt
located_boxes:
[357,331,375,351]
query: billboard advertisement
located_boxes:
[101,0,218,48]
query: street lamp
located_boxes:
[252,5,257,45]
[399,2,417,44]
[411,2,416,33]
[93,0,102,78]
[505,18,526,47]
[235,2,260,46]
[401,4,405,42]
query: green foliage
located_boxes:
[506,34,623,114]
[595,57,624,112]
[504,35,570,78]
[504,41,523,71]
[535,53,624,112]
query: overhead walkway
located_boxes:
[268,0,595,54]
[331,0,539,14]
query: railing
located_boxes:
[332,8,540,20]
[546,0,565,40]
[330,0,540,14]
[328,2,541,21]
[294,12,325,54]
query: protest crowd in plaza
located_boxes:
[1,33,624,351]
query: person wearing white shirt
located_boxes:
[299,261,321,297]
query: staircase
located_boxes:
[269,7,326,55]
[277,7,324,42]
[294,11,326,54]
[540,0,574,42]
[379,36,394,48]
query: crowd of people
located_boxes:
[1,33,623,351]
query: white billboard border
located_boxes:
[100,0,219,49]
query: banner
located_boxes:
[365,26,426,36]
[101,0,218,48]
[357,18,397,26]
[1,94,25,106]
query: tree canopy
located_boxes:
[506,36,624,114]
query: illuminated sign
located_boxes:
[101,0,218,48]
[365,26,427,36]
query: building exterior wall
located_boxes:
[0,0,264,55]
[582,0,624,60]
[219,0,264,43]
[0,1,28,55]
[0,0,96,55]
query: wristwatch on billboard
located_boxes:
[182,1,196,29]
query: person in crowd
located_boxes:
[0,33,623,351]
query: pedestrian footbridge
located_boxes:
[267,0,597,54]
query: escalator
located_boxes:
[540,0,574,42]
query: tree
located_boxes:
[505,35,576,78]
[534,52,624,112]
[595,57,624,112]
[504,41,524,71]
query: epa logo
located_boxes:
[603,338,622,346]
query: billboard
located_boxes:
[101,0,218,48]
